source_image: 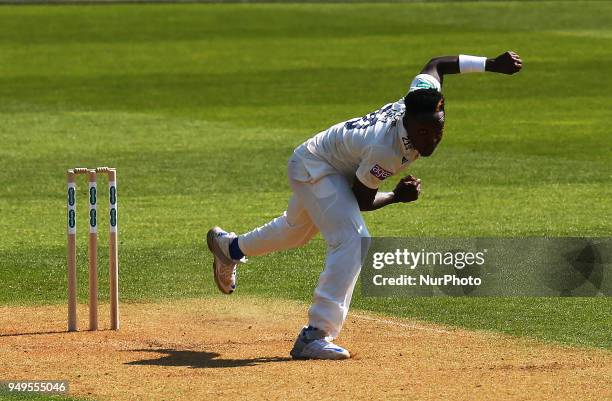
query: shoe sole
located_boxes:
[290,351,350,360]
[206,227,234,295]
[290,346,350,360]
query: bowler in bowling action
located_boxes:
[207,51,522,360]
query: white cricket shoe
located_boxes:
[290,326,350,360]
[206,226,245,294]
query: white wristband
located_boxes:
[459,54,487,73]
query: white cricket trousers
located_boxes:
[237,154,370,339]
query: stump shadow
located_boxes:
[0,330,74,337]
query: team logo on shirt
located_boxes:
[370,164,393,181]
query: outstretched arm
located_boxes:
[419,51,523,85]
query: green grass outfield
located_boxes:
[1,1,611,373]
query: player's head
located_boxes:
[403,89,445,157]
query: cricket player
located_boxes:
[207,51,522,360]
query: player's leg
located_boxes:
[237,194,319,256]
[289,173,370,360]
[206,182,318,294]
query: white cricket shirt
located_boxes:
[292,74,441,189]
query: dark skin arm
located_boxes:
[420,51,523,85]
[353,175,421,212]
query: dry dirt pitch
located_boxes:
[1,297,610,401]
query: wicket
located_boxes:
[67,167,119,332]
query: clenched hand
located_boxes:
[486,51,523,75]
[393,175,421,203]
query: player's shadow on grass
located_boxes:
[126,348,292,369]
